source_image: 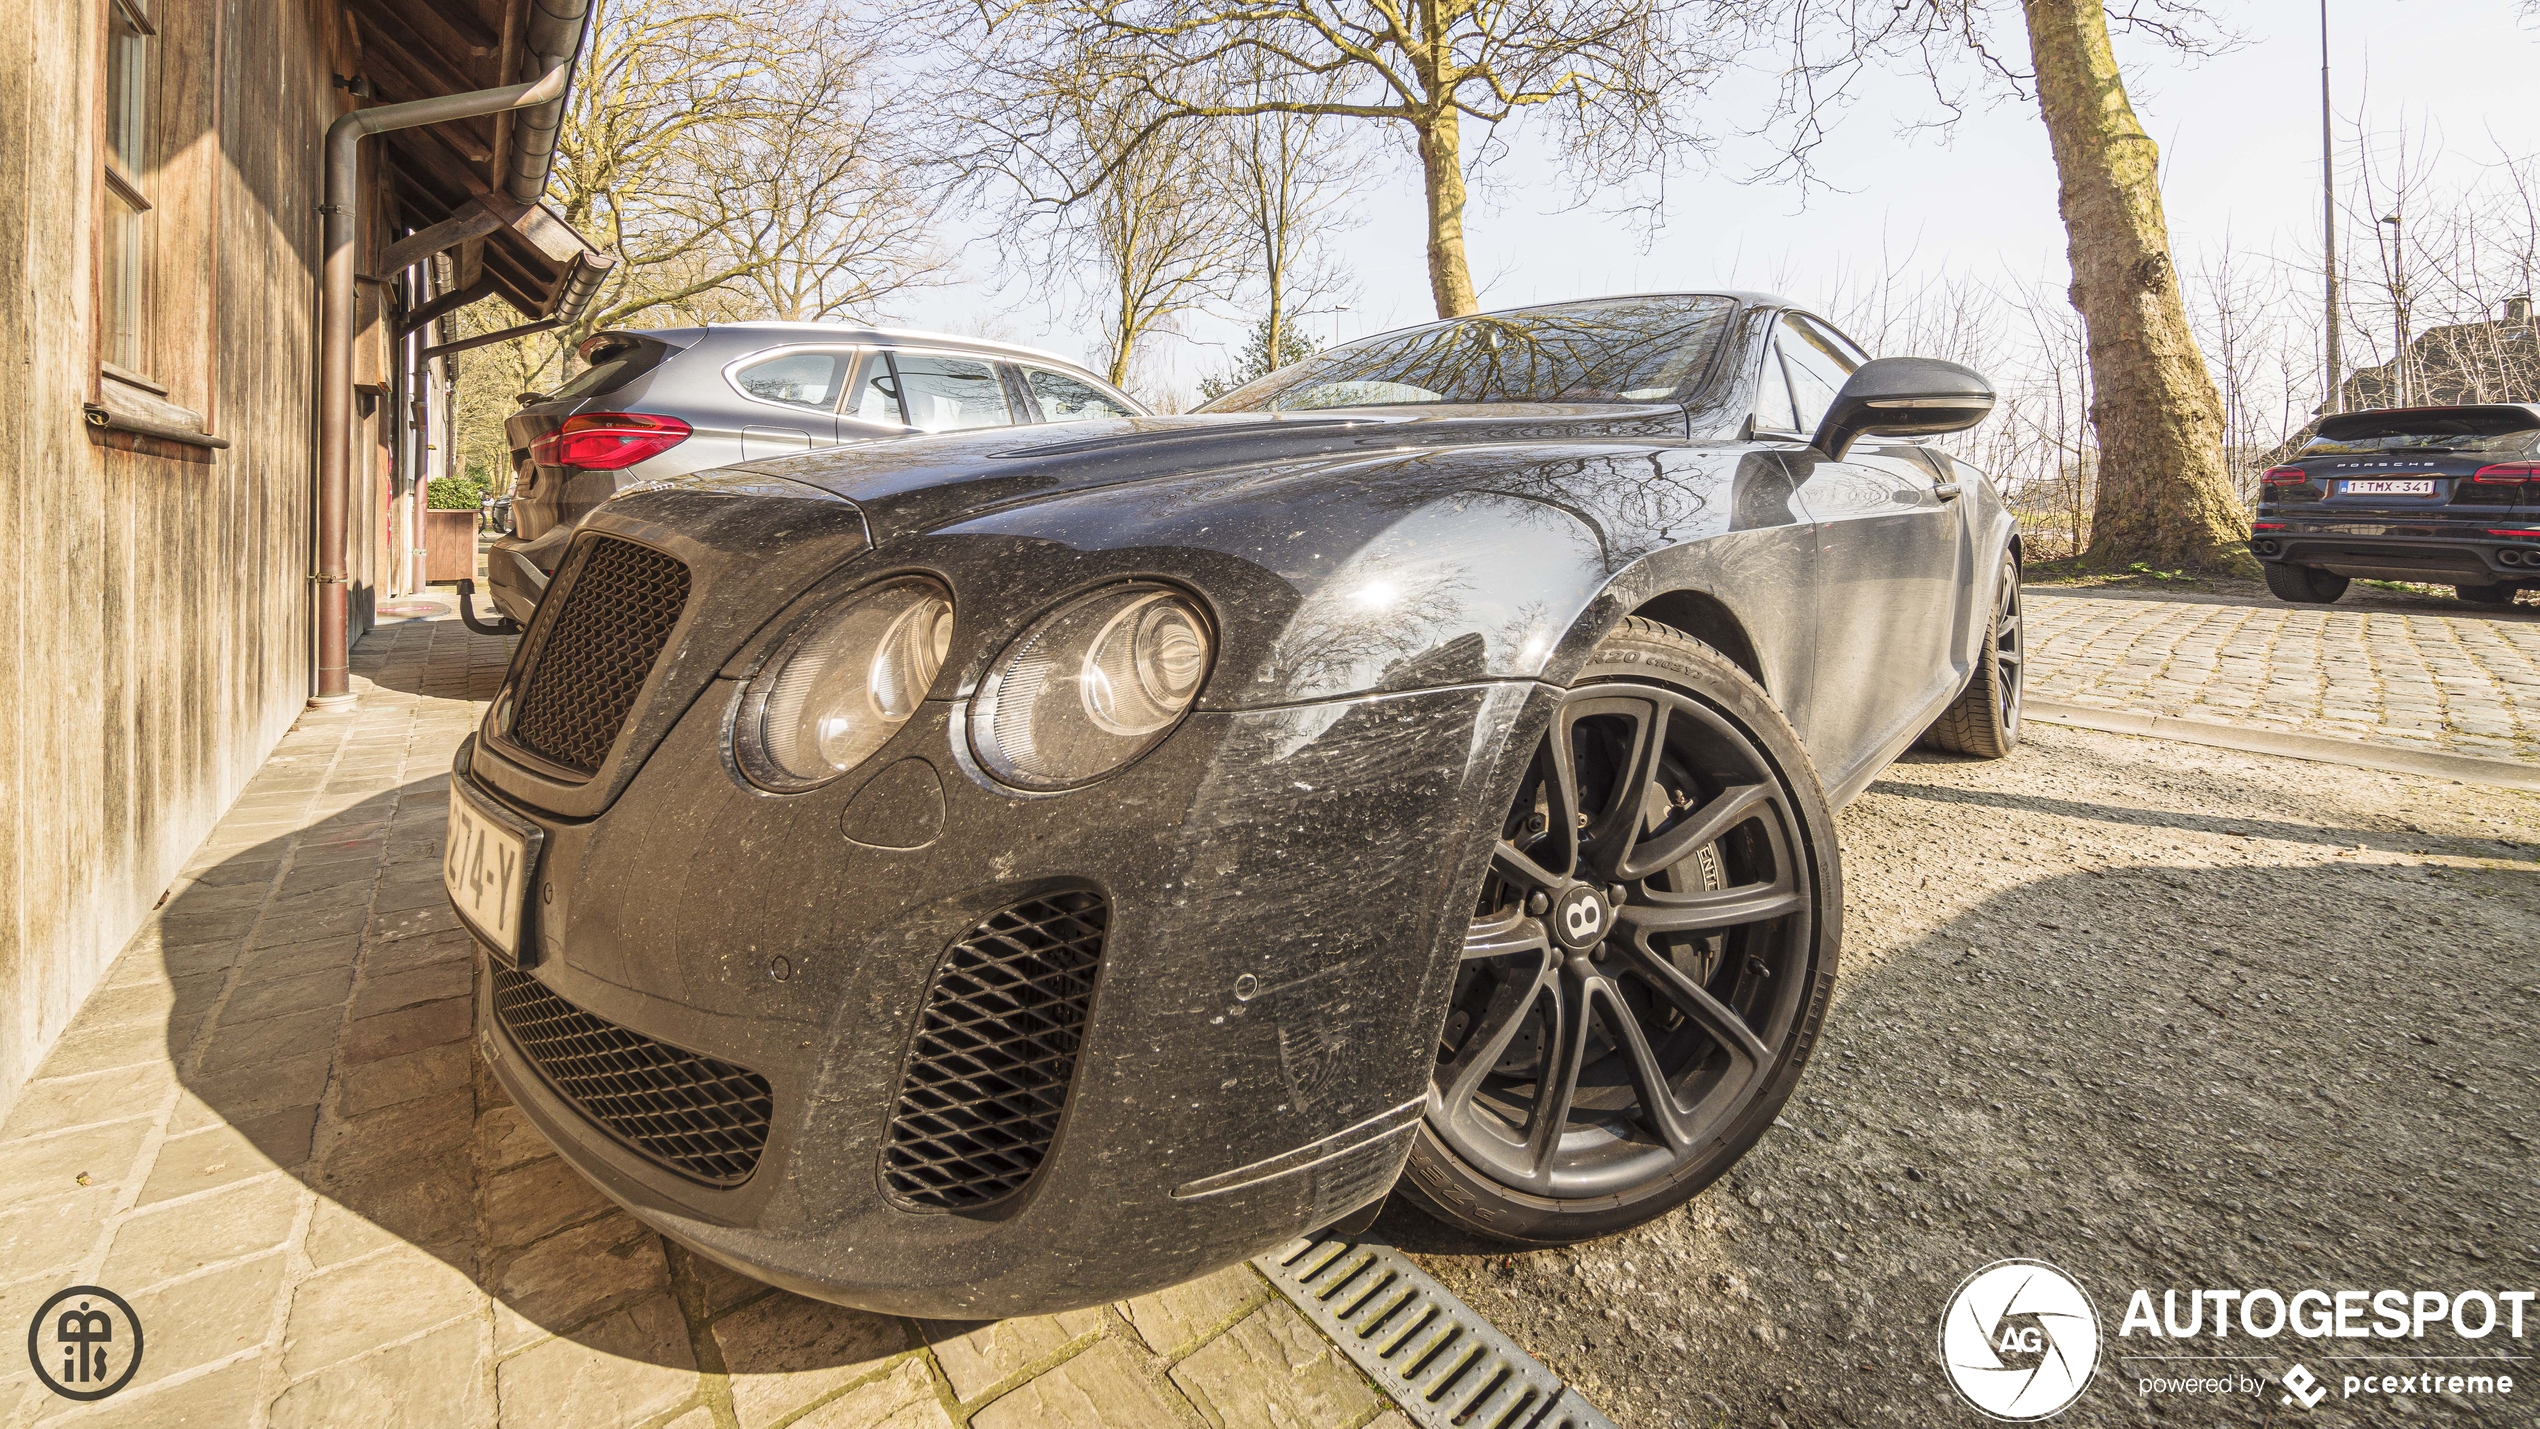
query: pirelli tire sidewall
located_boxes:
[1398,618,1845,1246]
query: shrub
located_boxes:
[426,475,486,511]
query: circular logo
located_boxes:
[1552,886,1607,948]
[1938,1259,2098,1421]
[27,1286,143,1402]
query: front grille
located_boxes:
[490,966,772,1186]
[510,536,690,775]
[883,893,1108,1210]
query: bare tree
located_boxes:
[710,30,953,322]
[934,2,1738,319]
[441,0,953,485]
[1222,57,1362,379]
[1017,79,1243,391]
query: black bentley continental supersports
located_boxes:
[441,293,2023,1318]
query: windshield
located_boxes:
[2299,411,2540,457]
[1200,295,1738,413]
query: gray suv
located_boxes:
[466,323,1144,629]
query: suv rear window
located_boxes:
[2299,409,2540,457]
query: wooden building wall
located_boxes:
[0,0,390,1108]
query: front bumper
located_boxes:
[462,678,1538,1317]
[2248,524,2540,585]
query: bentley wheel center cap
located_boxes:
[1552,885,1609,949]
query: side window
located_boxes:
[894,353,1013,432]
[1778,314,1859,435]
[1752,337,1799,435]
[844,351,904,425]
[1025,367,1135,422]
[101,0,155,380]
[734,350,850,410]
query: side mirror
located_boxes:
[1814,357,1995,461]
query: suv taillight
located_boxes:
[2471,463,2538,484]
[530,412,692,471]
[2260,466,2310,486]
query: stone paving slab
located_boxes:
[2023,590,2540,763]
[0,611,1407,1429]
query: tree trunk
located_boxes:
[1266,264,1285,368]
[1413,108,1479,318]
[2020,0,2247,570]
[1108,282,1136,388]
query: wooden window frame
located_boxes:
[87,0,225,449]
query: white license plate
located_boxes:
[445,787,533,957]
[2341,478,2437,496]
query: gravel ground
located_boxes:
[1382,722,2540,1428]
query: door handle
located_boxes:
[1933,481,1962,501]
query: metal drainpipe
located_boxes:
[313,4,586,706]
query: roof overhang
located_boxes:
[345,0,606,322]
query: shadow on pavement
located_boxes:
[158,780,904,1393]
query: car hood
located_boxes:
[720,406,1689,545]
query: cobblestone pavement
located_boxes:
[2024,588,2540,764]
[0,612,1414,1429]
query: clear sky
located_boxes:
[895,1,2540,402]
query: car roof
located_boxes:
[609,323,1105,378]
[2316,402,2540,436]
[1338,290,1801,349]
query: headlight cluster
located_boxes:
[972,587,1212,789]
[736,578,1212,793]
[738,579,953,790]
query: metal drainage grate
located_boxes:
[510,535,690,775]
[881,892,1108,1211]
[490,966,772,1186]
[1254,1235,1618,1429]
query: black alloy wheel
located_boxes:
[1921,551,2023,758]
[1399,620,1840,1245]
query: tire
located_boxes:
[1920,551,2022,758]
[1397,619,1842,1246]
[2265,563,2349,604]
[2454,582,2521,608]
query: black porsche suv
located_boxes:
[2252,404,2540,606]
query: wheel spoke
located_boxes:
[1489,840,1564,896]
[1616,781,1774,881]
[1578,697,1671,876]
[1595,978,1699,1152]
[1436,960,1553,1126]
[1613,941,1773,1071]
[1617,878,1804,935]
[1463,911,1552,961]
[1524,966,1593,1182]
[1539,732,1582,879]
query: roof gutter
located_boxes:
[312,0,590,708]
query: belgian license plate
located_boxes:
[444,782,536,958]
[2341,478,2436,496]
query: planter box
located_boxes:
[425,508,479,583]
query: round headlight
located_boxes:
[740,578,953,790]
[972,586,1213,790]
